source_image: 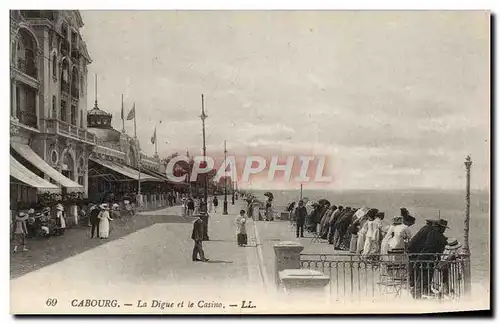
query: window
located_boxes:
[71,105,76,125]
[60,100,66,122]
[52,96,57,118]
[61,23,68,39]
[52,54,57,78]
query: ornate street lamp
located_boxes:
[463,155,472,294]
[200,94,209,240]
[223,140,228,215]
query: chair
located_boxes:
[377,249,408,297]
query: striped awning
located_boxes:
[90,158,162,182]
[10,156,60,193]
[11,143,84,192]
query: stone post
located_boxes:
[279,269,330,301]
[273,241,304,287]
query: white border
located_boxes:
[2,1,496,323]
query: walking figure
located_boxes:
[191,215,209,262]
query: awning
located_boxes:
[127,164,177,184]
[11,143,84,192]
[10,156,60,193]
[90,158,162,182]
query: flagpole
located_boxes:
[134,103,141,199]
[155,127,158,155]
[121,94,125,133]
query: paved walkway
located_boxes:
[10,205,189,279]
[11,199,267,314]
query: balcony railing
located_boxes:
[71,48,80,61]
[61,81,69,93]
[61,40,70,55]
[18,109,38,129]
[41,118,98,144]
[17,58,37,79]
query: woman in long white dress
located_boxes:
[362,212,384,257]
[99,204,113,239]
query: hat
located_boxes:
[376,212,385,219]
[16,212,29,221]
[28,208,35,214]
[392,215,403,224]
[56,204,64,211]
[436,219,449,228]
[446,238,462,250]
[100,203,108,210]
[404,215,416,225]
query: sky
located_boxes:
[79,11,490,190]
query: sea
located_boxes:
[248,188,490,285]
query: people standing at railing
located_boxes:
[333,207,356,250]
[361,212,384,257]
[410,219,449,299]
[327,206,343,244]
[432,238,464,296]
[381,215,412,261]
[295,200,307,238]
[319,205,335,239]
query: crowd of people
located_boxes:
[11,190,184,253]
[289,199,465,299]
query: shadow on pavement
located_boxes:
[10,214,189,280]
[206,260,234,264]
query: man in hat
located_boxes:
[434,238,463,296]
[407,219,438,254]
[412,219,449,299]
[295,200,307,238]
[89,203,101,239]
[191,214,209,262]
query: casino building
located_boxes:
[9,10,178,223]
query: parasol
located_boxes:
[263,192,274,200]
[318,199,330,206]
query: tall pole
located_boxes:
[463,155,472,295]
[187,149,192,196]
[232,178,235,205]
[200,94,209,240]
[223,140,228,215]
[121,94,125,133]
[300,184,303,200]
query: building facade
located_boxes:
[10,10,94,222]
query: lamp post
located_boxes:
[200,94,209,240]
[223,140,228,215]
[463,155,472,295]
[231,179,235,205]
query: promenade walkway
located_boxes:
[11,198,266,314]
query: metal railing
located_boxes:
[17,57,37,79]
[300,252,468,302]
[61,40,70,54]
[18,109,38,128]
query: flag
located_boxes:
[127,103,135,120]
[151,127,156,144]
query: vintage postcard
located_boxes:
[9,9,490,314]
